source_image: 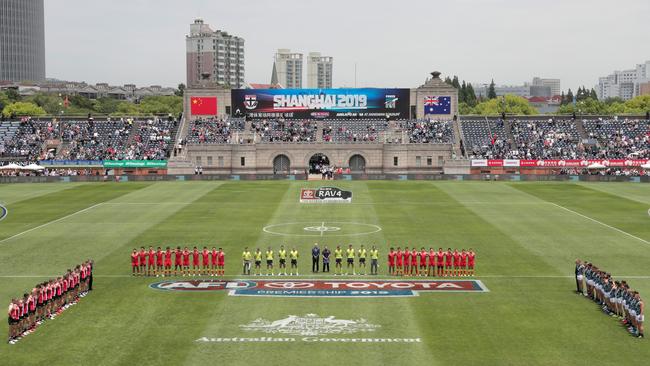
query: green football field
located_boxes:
[1,181,649,365]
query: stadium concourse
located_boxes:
[0,115,648,177]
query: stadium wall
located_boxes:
[170,143,455,174]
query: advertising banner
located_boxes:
[39,160,103,166]
[474,159,649,168]
[231,88,410,119]
[300,187,352,203]
[103,160,167,168]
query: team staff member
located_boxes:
[322,246,331,273]
[346,245,356,275]
[312,243,320,273]
[290,247,299,275]
[241,247,252,275]
[334,246,343,275]
[278,245,287,276]
[370,246,379,275]
[358,245,367,275]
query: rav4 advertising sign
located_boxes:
[300,187,352,203]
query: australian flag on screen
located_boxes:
[424,96,451,114]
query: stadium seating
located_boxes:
[0,121,20,155]
[121,118,179,160]
[1,120,60,160]
[407,120,454,143]
[460,119,510,158]
[583,118,649,159]
[252,119,317,143]
[510,119,582,159]
[60,120,132,160]
[186,117,244,144]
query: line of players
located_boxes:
[7,261,94,344]
[575,260,644,339]
[388,247,476,277]
[130,246,225,277]
[241,245,381,275]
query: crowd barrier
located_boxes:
[0,174,648,184]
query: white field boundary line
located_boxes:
[2,274,650,279]
[100,202,555,206]
[0,203,103,245]
[548,202,649,245]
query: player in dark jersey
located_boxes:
[174,246,183,276]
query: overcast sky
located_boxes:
[45,0,649,92]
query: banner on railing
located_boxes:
[103,160,167,168]
[471,159,649,168]
[39,160,103,166]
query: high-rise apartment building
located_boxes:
[273,49,303,88]
[306,52,333,89]
[186,19,245,88]
[0,0,45,82]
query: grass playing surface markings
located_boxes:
[1,181,649,366]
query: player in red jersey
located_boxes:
[163,247,173,276]
[427,248,436,276]
[452,249,461,277]
[409,248,418,276]
[174,246,183,276]
[467,248,476,276]
[147,246,156,276]
[131,249,139,276]
[395,247,404,276]
[210,247,218,276]
[155,247,164,277]
[191,247,200,276]
[436,248,444,277]
[182,247,191,276]
[419,248,428,276]
[138,247,147,274]
[217,248,225,276]
[402,248,410,276]
[459,249,468,276]
[387,248,396,275]
[201,246,210,276]
[445,248,453,277]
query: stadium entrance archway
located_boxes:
[273,154,290,174]
[349,154,366,173]
[309,154,329,174]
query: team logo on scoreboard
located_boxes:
[244,95,258,110]
[385,95,398,109]
[240,314,380,336]
[300,187,352,203]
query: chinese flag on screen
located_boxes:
[190,96,217,115]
